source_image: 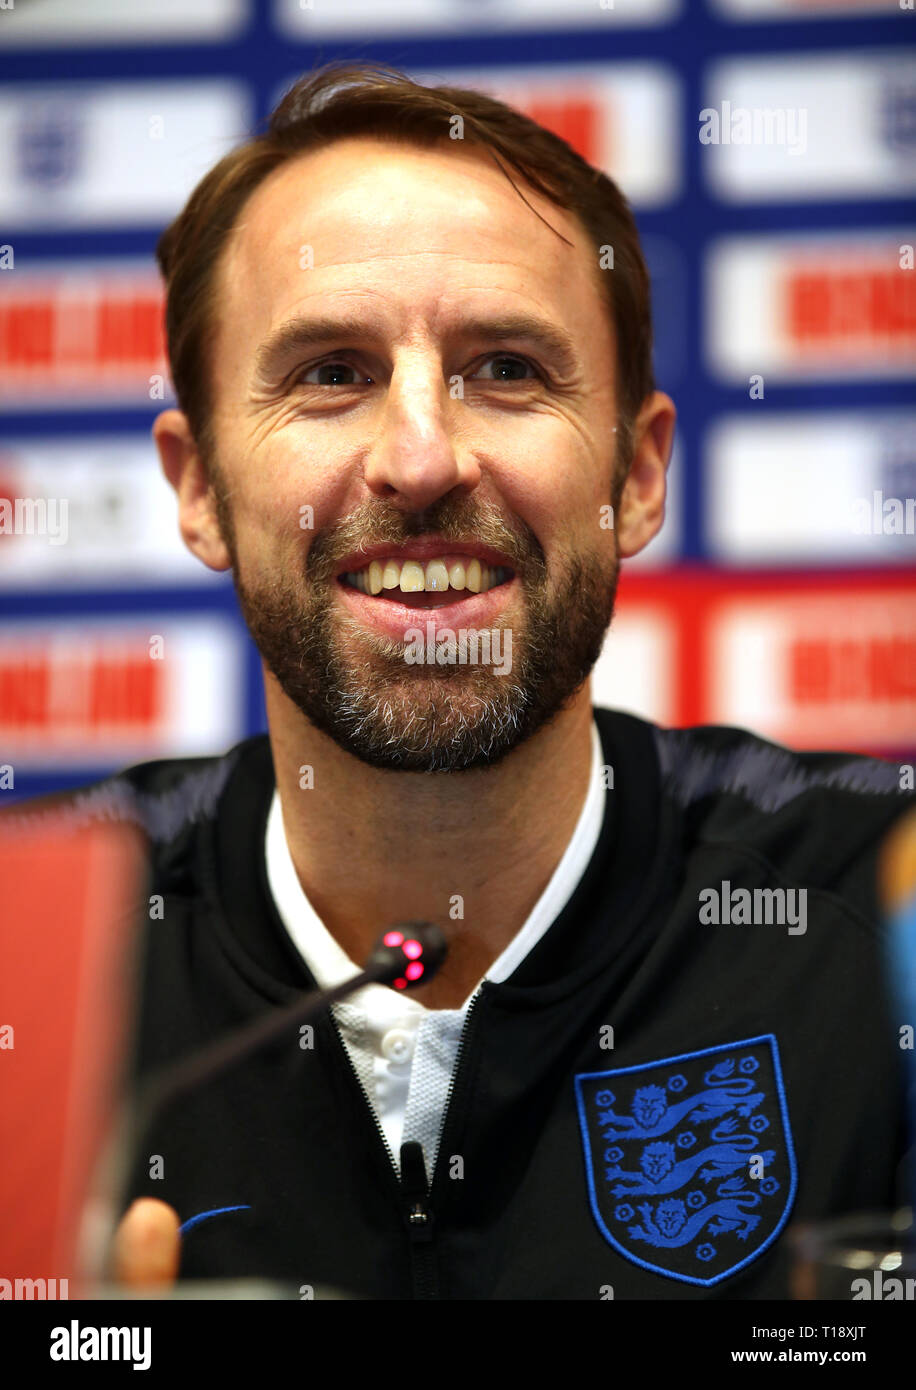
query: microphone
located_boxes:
[144,920,448,1109]
[365,922,449,992]
[85,922,448,1285]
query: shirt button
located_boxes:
[381,1028,414,1063]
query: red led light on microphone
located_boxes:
[370,922,445,992]
[383,930,426,988]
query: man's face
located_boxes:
[204,136,626,772]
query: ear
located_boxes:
[153,409,232,572]
[614,391,677,560]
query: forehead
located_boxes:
[214,135,610,362]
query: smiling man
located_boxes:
[152,77,673,1014]
[36,63,913,1300]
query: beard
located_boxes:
[221,488,619,773]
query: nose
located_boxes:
[363,350,481,510]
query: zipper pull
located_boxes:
[400,1141,433,1241]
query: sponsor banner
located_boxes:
[0,81,249,230]
[712,0,899,18]
[275,62,681,207]
[0,0,247,44]
[0,262,169,408]
[0,437,226,589]
[706,230,916,382]
[592,605,679,729]
[276,0,680,38]
[404,63,681,208]
[614,570,916,754]
[0,616,245,770]
[707,583,916,752]
[705,411,916,565]
[703,51,916,202]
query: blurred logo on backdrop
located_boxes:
[275,0,680,39]
[706,231,916,382]
[880,73,916,157]
[0,439,228,589]
[0,618,245,772]
[705,411,916,566]
[279,62,683,209]
[704,52,916,202]
[0,263,169,408]
[0,82,249,230]
[17,101,83,192]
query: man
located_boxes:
[40,63,916,1297]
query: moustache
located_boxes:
[305,496,545,586]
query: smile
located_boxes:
[335,552,518,641]
[339,555,514,610]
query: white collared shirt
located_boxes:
[265,719,606,1176]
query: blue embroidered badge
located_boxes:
[575,1035,797,1287]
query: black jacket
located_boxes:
[60,708,914,1298]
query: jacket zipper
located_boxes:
[427,988,484,1204]
[326,987,486,1299]
[326,1010,402,1190]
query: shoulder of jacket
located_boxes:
[646,719,913,880]
[649,720,908,815]
[594,707,912,891]
[0,734,269,850]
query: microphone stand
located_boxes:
[80,925,446,1294]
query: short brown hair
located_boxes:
[156,60,655,474]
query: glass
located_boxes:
[790,1208,915,1301]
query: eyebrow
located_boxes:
[252,311,581,382]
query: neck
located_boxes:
[266,676,595,1010]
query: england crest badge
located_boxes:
[575,1036,797,1287]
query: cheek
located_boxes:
[222,442,345,571]
[265,433,358,532]
[219,483,317,581]
[503,426,611,528]
[521,481,614,571]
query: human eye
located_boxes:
[297,357,374,387]
[466,353,544,383]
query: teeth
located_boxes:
[399,560,426,593]
[425,559,449,592]
[342,557,511,595]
